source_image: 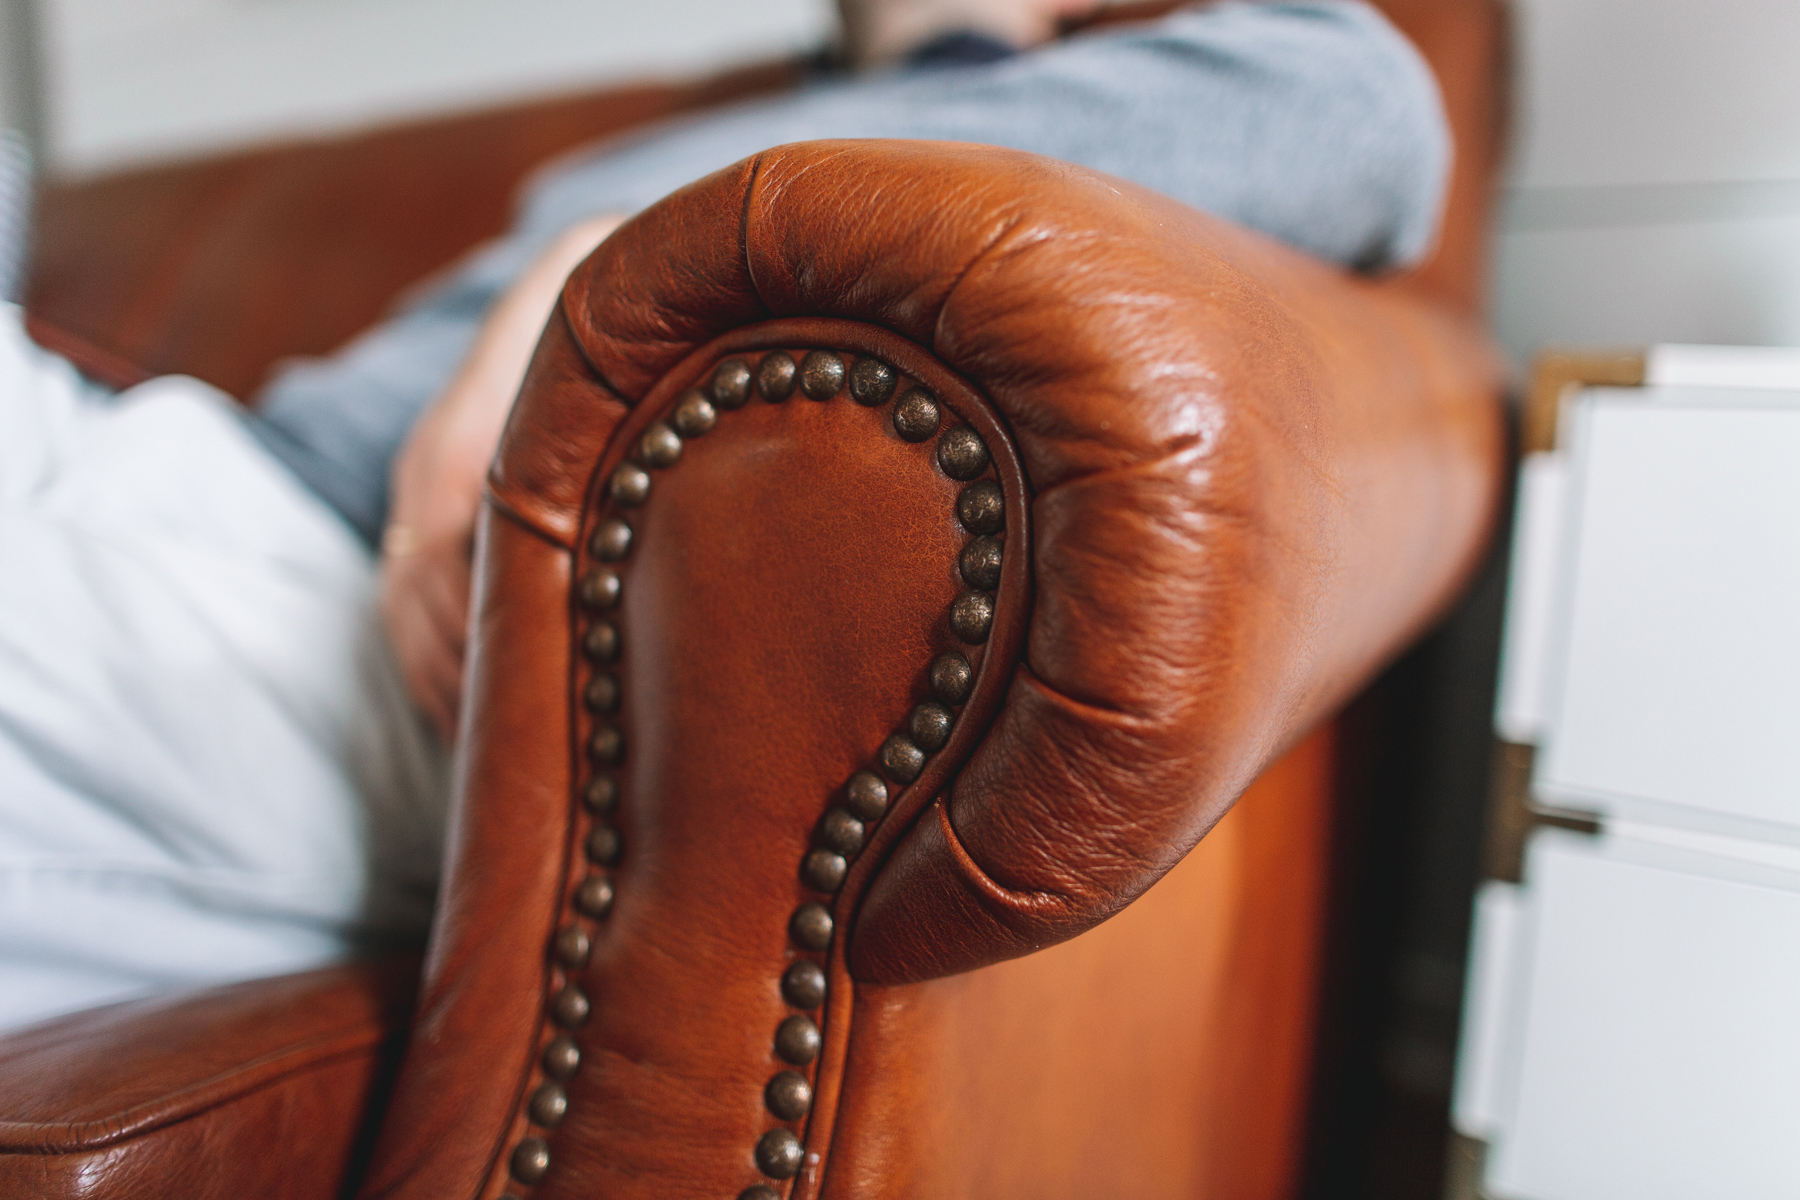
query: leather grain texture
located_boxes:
[554,138,1506,988]
[821,726,1335,1200]
[0,957,416,1199]
[365,126,1502,1197]
[366,316,1036,1200]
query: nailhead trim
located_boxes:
[503,344,1005,1197]
[505,355,707,1192]
[754,349,1003,1193]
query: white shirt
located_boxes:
[0,305,447,1031]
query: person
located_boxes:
[0,0,1449,1031]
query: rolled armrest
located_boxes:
[362,139,1504,1197]
[0,956,417,1198]
[516,139,1507,982]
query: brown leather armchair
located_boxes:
[0,3,1508,1197]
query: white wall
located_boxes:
[1494,0,1800,362]
[35,0,836,175]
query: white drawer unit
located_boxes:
[1451,345,1800,1200]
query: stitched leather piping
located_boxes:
[490,318,1029,1200]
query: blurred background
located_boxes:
[0,0,831,170]
[5,0,1799,366]
[2,1,1796,1195]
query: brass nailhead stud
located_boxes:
[781,960,828,1009]
[511,1137,551,1184]
[757,352,797,402]
[959,535,1003,591]
[551,985,591,1029]
[879,734,926,783]
[739,1188,781,1200]
[893,388,941,442]
[579,571,621,614]
[950,591,995,644]
[583,775,618,814]
[765,1070,814,1121]
[554,925,591,968]
[956,480,1005,534]
[790,902,833,952]
[588,725,624,766]
[672,388,718,437]
[937,424,990,480]
[929,652,974,706]
[589,518,632,562]
[818,808,866,856]
[543,1035,581,1080]
[799,349,846,400]
[575,875,615,919]
[775,1014,822,1064]
[582,620,619,662]
[609,463,651,507]
[712,358,753,409]
[755,1129,805,1180]
[586,823,622,865]
[584,672,619,714]
[529,1082,569,1128]
[844,771,890,821]
[909,701,954,752]
[639,421,683,468]
[849,358,897,407]
[801,848,848,893]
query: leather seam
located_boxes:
[0,1033,388,1154]
[930,796,1066,915]
[739,152,762,311]
[554,284,631,405]
[929,211,1028,360]
[485,489,573,551]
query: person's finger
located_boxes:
[415,547,472,659]
[418,573,468,725]
[418,632,463,740]
[380,557,463,738]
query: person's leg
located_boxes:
[0,306,447,1031]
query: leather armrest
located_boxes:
[22,313,152,391]
[0,956,417,1199]
[508,139,1509,982]
[359,139,1506,1195]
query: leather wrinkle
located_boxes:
[927,798,1067,918]
[550,292,630,411]
[484,487,573,551]
[946,698,1195,898]
[925,210,1031,358]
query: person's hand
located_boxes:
[380,215,624,739]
